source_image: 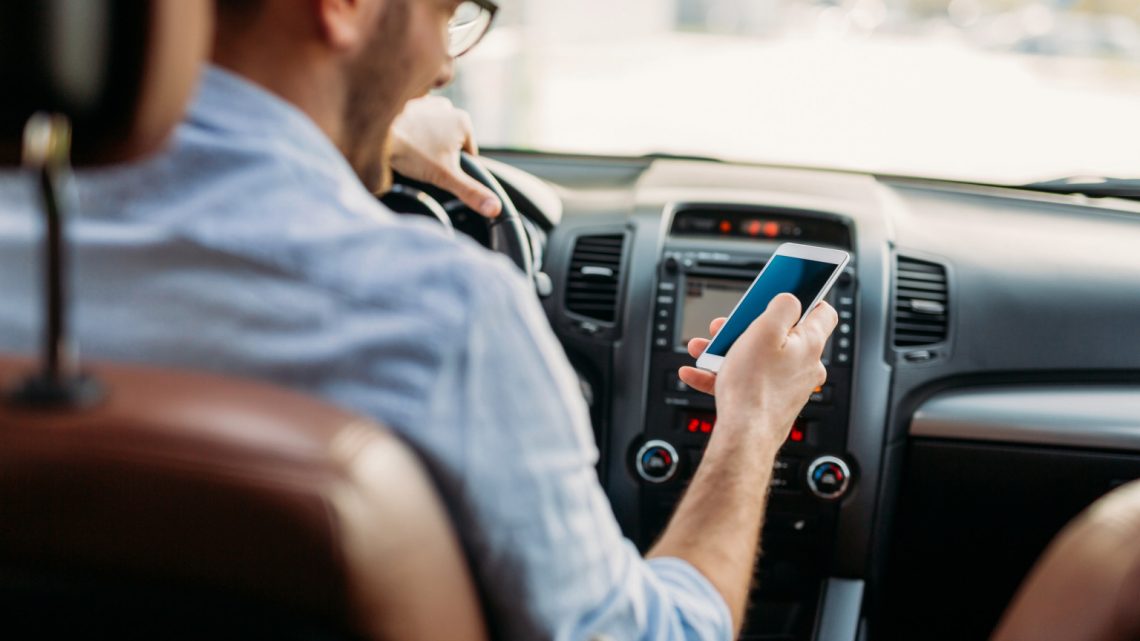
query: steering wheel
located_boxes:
[382,152,535,285]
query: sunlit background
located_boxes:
[446,0,1140,185]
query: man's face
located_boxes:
[343,0,460,192]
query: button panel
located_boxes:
[831,291,856,365]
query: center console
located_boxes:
[633,204,857,640]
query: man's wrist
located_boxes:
[706,413,785,460]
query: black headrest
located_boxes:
[0,1,210,167]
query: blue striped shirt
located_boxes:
[0,66,731,641]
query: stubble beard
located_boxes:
[342,0,412,194]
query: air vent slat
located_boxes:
[896,280,947,293]
[571,251,622,261]
[897,270,946,283]
[897,261,943,273]
[894,321,946,333]
[893,311,947,323]
[567,282,618,291]
[893,256,948,348]
[565,234,626,324]
[897,293,947,305]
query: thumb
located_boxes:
[754,293,802,339]
[431,161,502,218]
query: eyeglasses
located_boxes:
[448,0,498,58]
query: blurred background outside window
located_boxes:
[446,0,1140,184]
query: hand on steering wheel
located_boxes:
[389,95,502,218]
[382,97,539,289]
[382,153,535,285]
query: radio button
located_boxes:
[807,456,851,500]
[636,440,680,484]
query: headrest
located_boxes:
[0,0,211,166]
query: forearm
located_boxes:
[647,416,781,632]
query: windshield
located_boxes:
[446,0,1140,185]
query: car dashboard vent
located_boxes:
[566,234,626,323]
[894,256,949,348]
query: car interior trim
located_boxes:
[910,386,1140,451]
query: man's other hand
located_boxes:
[389,96,502,218]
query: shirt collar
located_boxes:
[188,65,348,170]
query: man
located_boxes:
[0,0,837,639]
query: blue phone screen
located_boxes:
[705,255,836,357]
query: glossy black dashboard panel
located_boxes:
[486,150,1140,640]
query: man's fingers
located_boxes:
[678,366,716,396]
[687,337,710,359]
[796,301,839,352]
[753,293,802,341]
[431,161,502,218]
[685,318,726,357]
[708,317,727,337]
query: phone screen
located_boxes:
[704,255,837,357]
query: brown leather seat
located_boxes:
[0,358,487,640]
[992,479,1140,641]
[0,2,487,639]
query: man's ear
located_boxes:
[312,0,383,52]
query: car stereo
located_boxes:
[636,240,856,639]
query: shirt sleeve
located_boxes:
[415,253,733,641]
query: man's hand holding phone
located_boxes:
[649,293,839,630]
[678,294,838,444]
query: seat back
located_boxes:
[0,2,488,639]
[992,479,1140,641]
[0,357,487,640]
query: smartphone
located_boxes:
[695,243,850,373]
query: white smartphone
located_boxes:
[695,242,850,373]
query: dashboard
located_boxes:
[483,152,1140,641]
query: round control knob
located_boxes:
[636,440,680,484]
[663,256,680,274]
[807,456,851,500]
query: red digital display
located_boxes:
[686,416,716,434]
[681,411,808,444]
[681,411,717,434]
